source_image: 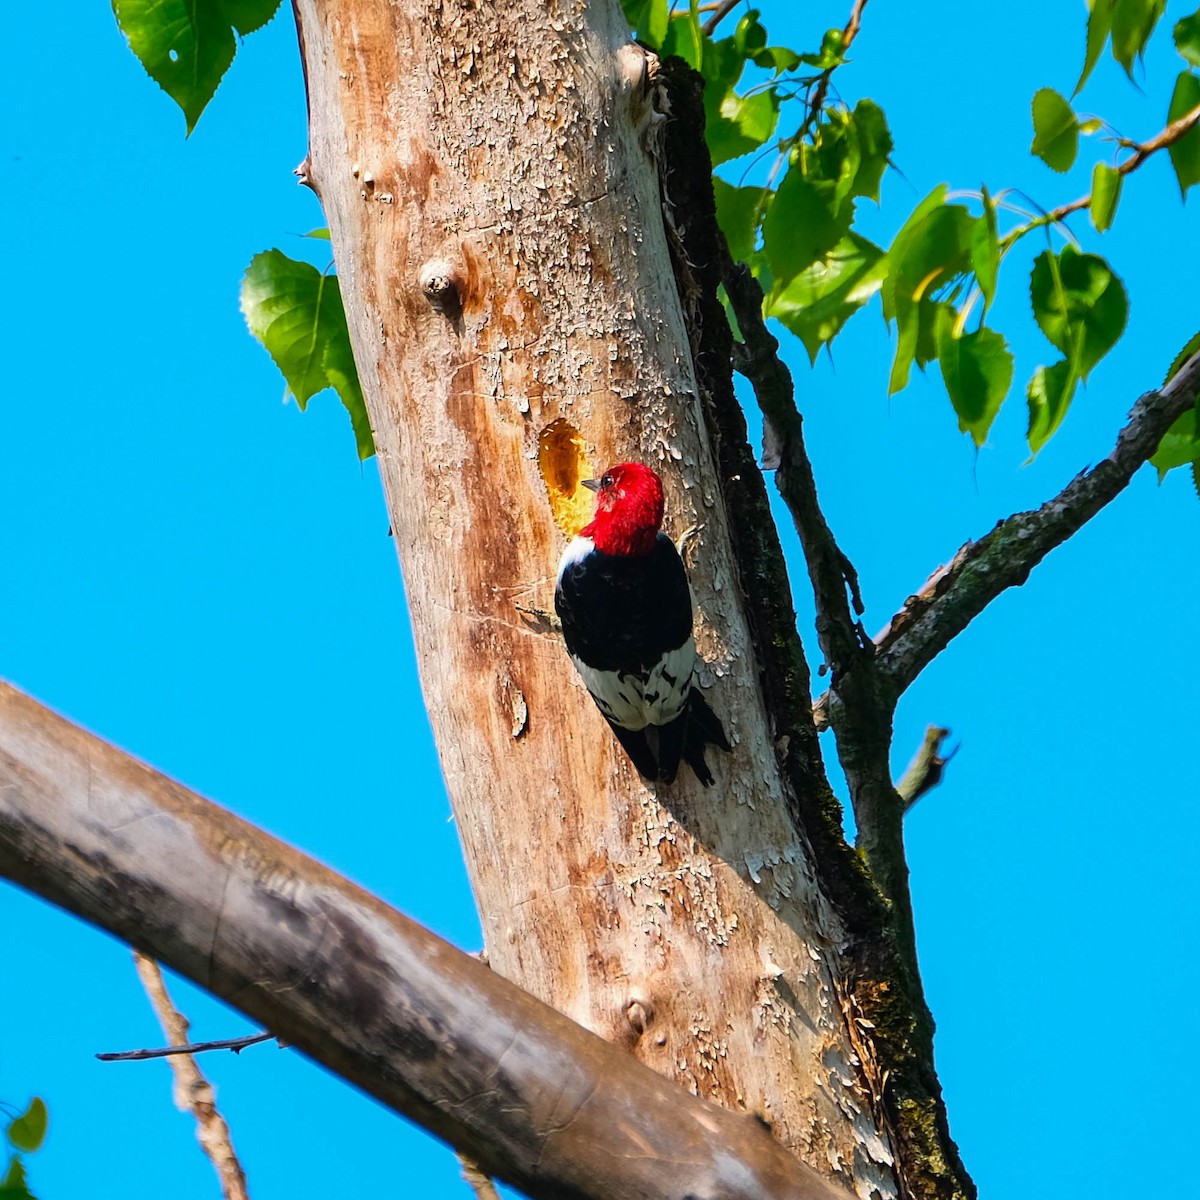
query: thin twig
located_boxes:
[795,0,870,140]
[814,350,1200,723]
[459,1156,503,1200]
[1002,100,1200,249]
[131,952,251,1200]
[700,0,742,36]
[896,726,957,811]
[97,1031,276,1062]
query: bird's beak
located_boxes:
[581,478,601,492]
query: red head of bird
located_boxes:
[581,462,664,557]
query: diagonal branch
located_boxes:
[700,0,742,36]
[820,350,1200,720]
[0,681,844,1200]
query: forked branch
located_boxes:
[812,350,1200,728]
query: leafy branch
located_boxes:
[1015,92,1200,245]
[785,0,869,145]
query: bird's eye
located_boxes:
[601,472,613,488]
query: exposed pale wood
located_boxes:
[0,681,845,1200]
[292,0,897,1189]
[132,952,250,1200]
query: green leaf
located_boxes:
[1176,12,1200,68]
[661,12,703,67]
[798,27,846,70]
[304,228,331,241]
[1,1156,34,1200]
[112,0,283,133]
[1167,70,1200,198]
[1076,0,1115,94]
[881,188,979,394]
[754,45,802,73]
[880,185,950,322]
[762,167,850,284]
[1089,162,1123,230]
[1151,401,1200,477]
[712,180,764,262]
[766,233,884,361]
[241,250,375,459]
[936,314,1014,446]
[849,99,892,203]
[707,88,780,165]
[1166,328,1200,383]
[814,111,863,208]
[1153,331,1200,484]
[699,36,746,110]
[700,36,771,164]
[1031,88,1080,172]
[971,185,1000,312]
[1111,0,1166,77]
[733,10,768,57]
[1029,246,1128,380]
[621,0,668,46]
[1026,359,1081,453]
[6,1101,46,1155]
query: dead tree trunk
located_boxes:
[290,1,949,1196]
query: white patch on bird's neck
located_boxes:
[556,536,595,583]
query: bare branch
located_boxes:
[98,1032,276,1062]
[721,259,922,996]
[871,350,1200,701]
[723,260,867,682]
[0,681,846,1200]
[700,0,741,35]
[896,726,957,812]
[132,953,250,1200]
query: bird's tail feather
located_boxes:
[605,689,729,786]
[681,687,730,787]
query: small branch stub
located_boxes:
[896,725,957,811]
[420,258,464,319]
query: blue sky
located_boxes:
[1,2,1196,1198]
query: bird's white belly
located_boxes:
[572,637,695,731]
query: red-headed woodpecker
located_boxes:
[554,462,730,785]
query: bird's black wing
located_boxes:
[554,533,692,673]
